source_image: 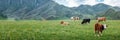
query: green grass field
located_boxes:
[0,20,120,40]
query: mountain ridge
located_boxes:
[0,0,120,20]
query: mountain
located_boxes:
[97,8,120,20]
[0,0,78,20]
[72,3,112,19]
[0,0,120,20]
[1,0,52,20]
[73,5,93,14]
[0,13,7,19]
[92,3,111,13]
[73,3,111,15]
[112,7,120,11]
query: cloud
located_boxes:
[83,0,100,5]
[53,0,80,7]
[103,0,120,6]
[53,0,120,7]
[67,0,80,7]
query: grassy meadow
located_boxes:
[0,20,120,40]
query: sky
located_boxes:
[53,0,120,7]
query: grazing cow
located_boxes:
[94,23,107,36]
[76,17,80,20]
[97,17,106,22]
[70,16,79,21]
[60,21,69,25]
[81,19,91,24]
[70,17,74,20]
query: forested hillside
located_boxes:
[0,0,120,20]
[98,8,120,20]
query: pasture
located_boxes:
[0,20,120,40]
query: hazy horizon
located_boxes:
[53,0,120,7]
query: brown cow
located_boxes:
[60,21,69,25]
[97,17,106,22]
[94,23,107,36]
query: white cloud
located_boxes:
[53,0,80,7]
[83,0,100,5]
[53,0,120,7]
[67,0,80,7]
[103,0,120,6]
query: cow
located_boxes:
[94,23,107,36]
[70,16,79,21]
[60,21,69,25]
[81,18,91,24]
[76,17,80,20]
[70,17,74,20]
[97,17,106,22]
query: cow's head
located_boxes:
[60,21,64,24]
[103,24,108,29]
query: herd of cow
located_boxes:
[60,17,107,37]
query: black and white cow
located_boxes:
[81,19,91,24]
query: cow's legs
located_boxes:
[98,30,103,36]
[88,21,90,24]
[95,30,103,37]
[95,31,100,36]
[81,22,84,24]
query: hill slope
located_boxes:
[98,8,120,20]
[0,0,120,20]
